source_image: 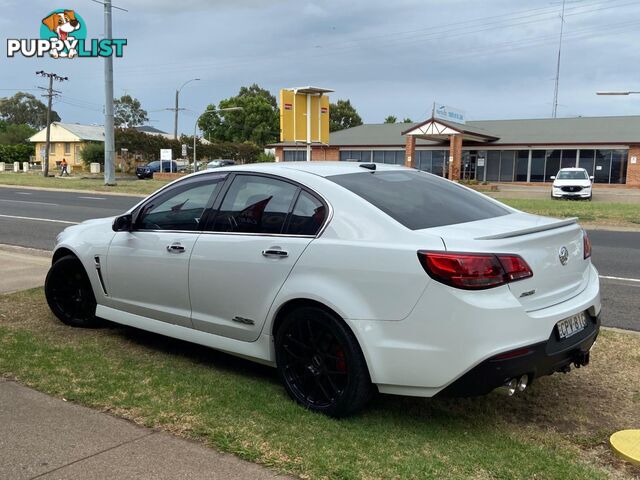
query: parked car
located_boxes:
[551,168,594,200]
[136,160,179,179]
[44,162,600,417]
[207,159,236,169]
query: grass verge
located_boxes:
[0,173,168,196]
[497,198,640,228]
[1,289,639,479]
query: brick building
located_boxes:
[272,115,640,187]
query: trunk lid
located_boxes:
[422,212,589,311]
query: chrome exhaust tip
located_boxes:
[499,378,518,396]
[517,374,529,392]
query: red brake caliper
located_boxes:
[335,348,347,373]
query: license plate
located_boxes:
[556,312,587,339]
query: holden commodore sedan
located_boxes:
[45,162,600,417]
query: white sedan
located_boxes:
[551,168,594,200]
[45,162,601,417]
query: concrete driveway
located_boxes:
[0,245,50,294]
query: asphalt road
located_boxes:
[0,186,638,331]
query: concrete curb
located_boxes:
[0,243,52,257]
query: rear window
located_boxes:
[328,170,509,230]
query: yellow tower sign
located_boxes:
[280,86,333,159]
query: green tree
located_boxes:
[0,123,37,145]
[0,92,60,129]
[80,142,105,166]
[114,95,148,128]
[384,115,397,124]
[198,84,279,146]
[329,99,363,132]
[402,118,413,123]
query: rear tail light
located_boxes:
[583,230,592,259]
[417,251,533,290]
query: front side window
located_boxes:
[210,175,298,234]
[136,178,224,231]
[287,191,326,236]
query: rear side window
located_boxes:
[210,175,298,234]
[328,170,509,230]
[286,191,326,236]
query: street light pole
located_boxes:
[172,78,200,139]
[193,106,243,172]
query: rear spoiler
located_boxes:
[475,217,578,240]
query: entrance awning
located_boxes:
[401,117,499,143]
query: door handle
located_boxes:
[262,248,288,258]
[166,243,186,254]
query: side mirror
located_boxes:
[550,176,556,180]
[589,176,594,180]
[112,214,132,232]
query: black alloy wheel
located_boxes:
[275,306,373,417]
[45,255,98,328]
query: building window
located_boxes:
[578,150,595,176]
[49,143,56,154]
[561,150,577,169]
[416,151,432,172]
[499,151,515,182]
[486,151,500,181]
[339,150,374,162]
[64,142,71,155]
[594,150,612,183]
[530,150,545,182]
[515,151,529,181]
[610,150,627,184]
[545,150,561,181]
[283,150,306,162]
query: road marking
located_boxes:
[78,196,106,200]
[14,192,32,195]
[600,275,640,283]
[0,199,58,206]
[0,214,78,225]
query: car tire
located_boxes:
[45,255,99,328]
[275,306,373,417]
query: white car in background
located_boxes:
[551,168,594,200]
[45,162,600,417]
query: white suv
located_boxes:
[551,168,593,200]
[45,162,600,417]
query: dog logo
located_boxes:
[5,9,126,59]
[41,10,81,58]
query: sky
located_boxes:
[1,0,640,134]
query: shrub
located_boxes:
[0,144,33,163]
[80,142,105,166]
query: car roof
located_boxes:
[193,161,407,178]
[558,167,587,171]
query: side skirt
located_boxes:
[95,305,276,366]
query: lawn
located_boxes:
[0,173,168,196]
[497,198,640,228]
[1,289,638,479]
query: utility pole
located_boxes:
[169,78,200,139]
[103,0,116,185]
[93,0,127,185]
[36,71,68,177]
[552,0,566,118]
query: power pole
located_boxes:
[103,0,116,185]
[36,71,68,177]
[174,90,180,139]
[552,0,566,118]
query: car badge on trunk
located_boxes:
[559,246,569,265]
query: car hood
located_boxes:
[553,179,591,187]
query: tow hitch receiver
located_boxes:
[574,350,590,368]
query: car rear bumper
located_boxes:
[437,313,599,397]
[348,263,601,397]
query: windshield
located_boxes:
[328,170,510,230]
[557,170,588,180]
